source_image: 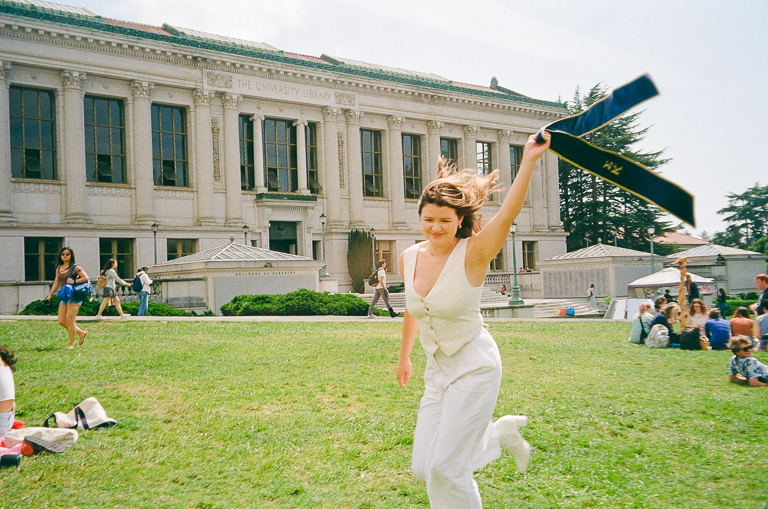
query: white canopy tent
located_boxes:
[627,267,715,300]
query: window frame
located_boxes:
[440,138,459,167]
[361,129,384,197]
[84,95,126,184]
[151,104,188,187]
[23,237,63,282]
[477,141,493,175]
[99,238,134,280]
[489,249,504,272]
[262,117,298,193]
[10,86,57,180]
[239,115,255,190]
[306,122,321,194]
[510,145,523,183]
[402,133,422,199]
[167,238,196,261]
[375,240,395,274]
[522,241,537,271]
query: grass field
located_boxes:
[1,319,767,509]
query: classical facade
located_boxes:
[0,0,567,293]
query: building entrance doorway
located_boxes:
[269,221,298,254]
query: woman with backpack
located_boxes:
[134,267,153,316]
[95,259,131,318]
[43,247,89,349]
[629,302,654,344]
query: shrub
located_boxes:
[387,283,404,294]
[739,291,759,300]
[220,290,370,316]
[19,297,193,316]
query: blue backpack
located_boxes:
[132,274,143,292]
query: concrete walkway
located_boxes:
[0,314,623,323]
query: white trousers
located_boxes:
[411,328,504,509]
[0,407,15,439]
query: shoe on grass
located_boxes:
[495,415,531,472]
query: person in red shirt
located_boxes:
[731,307,755,340]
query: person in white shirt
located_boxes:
[396,131,550,507]
[0,345,16,440]
[136,267,153,316]
[367,260,397,318]
[95,259,131,318]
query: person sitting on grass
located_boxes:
[730,307,754,340]
[688,299,709,330]
[728,336,768,387]
[650,302,681,346]
[629,302,654,344]
[705,309,731,350]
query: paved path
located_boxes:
[0,314,625,323]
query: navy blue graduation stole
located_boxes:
[537,74,695,227]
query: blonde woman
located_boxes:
[396,132,550,507]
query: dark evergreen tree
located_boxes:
[558,84,677,253]
[711,183,768,252]
[347,229,375,293]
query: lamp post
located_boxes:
[243,224,249,245]
[151,222,158,265]
[370,227,376,270]
[648,226,656,274]
[508,222,524,305]
[320,213,329,277]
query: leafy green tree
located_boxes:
[559,84,677,252]
[346,229,374,293]
[711,183,768,252]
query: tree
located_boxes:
[558,84,677,252]
[346,229,374,293]
[711,183,768,252]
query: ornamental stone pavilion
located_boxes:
[0,0,567,298]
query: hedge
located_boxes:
[20,296,194,316]
[220,289,374,316]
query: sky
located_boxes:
[54,0,768,237]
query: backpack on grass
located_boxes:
[680,326,702,350]
[132,274,143,292]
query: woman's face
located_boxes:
[60,250,72,264]
[693,303,702,313]
[420,204,462,245]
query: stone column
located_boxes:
[61,70,89,223]
[387,115,406,228]
[321,107,342,226]
[131,80,155,225]
[193,89,216,225]
[345,110,365,227]
[294,119,309,195]
[426,120,443,185]
[222,93,243,225]
[251,115,266,193]
[545,151,561,228]
[497,130,513,192]
[463,125,478,171]
[532,156,547,230]
[0,61,14,223]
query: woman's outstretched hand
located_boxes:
[524,130,551,162]
[397,356,411,389]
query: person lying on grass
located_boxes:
[728,336,768,387]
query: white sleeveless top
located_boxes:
[404,237,485,356]
[0,362,14,402]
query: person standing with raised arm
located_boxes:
[396,132,550,508]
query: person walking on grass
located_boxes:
[367,260,397,318]
[135,267,153,316]
[396,131,550,508]
[44,247,88,349]
[95,259,131,319]
[728,336,768,387]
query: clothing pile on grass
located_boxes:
[1,397,117,468]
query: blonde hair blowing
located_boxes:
[417,158,500,239]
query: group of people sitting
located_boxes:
[629,296,768,351]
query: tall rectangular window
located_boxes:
[85,96,125,183]
[375,240,394,274]
[167,239,196,261]
[477,141,492,175]
[262,118,298,192]
[489,250,504,272]
[10,86,56,180]
[361,129,383,197]
[306,123,321,194]
[402,134,422,199]
[522,241,537,271]
[151,104,188,187]
[510,145,523,182]
[239,115,255,190]
[24,237,62,281]
[99,238,134,279]
[440,138,458,166]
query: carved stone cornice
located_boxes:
[426,120,444,135]
[497,129,514,142]
[344,110,363,126]
[207,73,232,88]
[221,93,242,110]
[335,92,355,106]
[463,125,479,138]
[61,70,86,90]
[0,61,11,82]
[293,119,308,128]
[192,89,215,107]
[387,116,405,130]
[249,115,265,122]
[322,107,339,122]
[131,80,155,100]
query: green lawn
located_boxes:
[1,319,767,509]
